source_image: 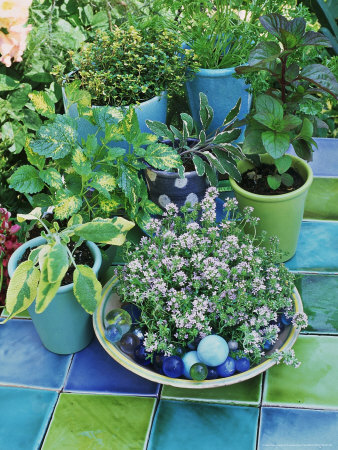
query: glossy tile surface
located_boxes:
[263,335,338,409]
[304,177,338,220]
[43,393,155,450]
[296,274,338,334]
[286,221,338,273]
[259,407,338,450]
[162,374,262,405]
[64,337,160,396]
[0,319,72,389]
[148,400,259,450]
[0,386,57,450]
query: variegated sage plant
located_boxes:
[1,208,134,322]
[146,93,245,185]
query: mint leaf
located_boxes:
[9,165,44,194]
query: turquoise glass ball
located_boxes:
[197,335,229,367]
[182,351,200,379]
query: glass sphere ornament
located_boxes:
[134,345,151,366]
[182,351,200,379]
[162,356,184,378]
[121,303,141,325]
[281,313,292,326]
[131,327,145,342]
[119,333,140,355]
[197,335,229,367]
[235,357,250,373]
[105,309,132,336]
[206,368,218,380]
[228,340,239,351]
[105,323,123,343]
[216,357,236,377]
[263,340,274,351]
[152,353,165,374]
[190,363,208,381]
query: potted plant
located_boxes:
[145,93,244,209]
[54,24,196,140]
[233,13,338,261]
[1,207,134,354]
[93,188,308,387]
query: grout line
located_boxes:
[39,391,62,449]
[61,353,75,393]
[144,384,162,450]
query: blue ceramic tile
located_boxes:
[148,400,259,450]
[286,221,338,273]
[64,337,160,396]
[0,386,58,450]
[0,319,72,389]
[259,407,338,450]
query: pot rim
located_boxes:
[229,154,313,203]
[8,236,102,294]
[144,162,200,178]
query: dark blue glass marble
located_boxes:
[134,345,151,366]
[152,353,165,374]
[131,327,145,342]
[162,356,184,378]
[206,368,218,379]
[235,357,250,373]
[121,303,141,325]
[216,357,236,377]
[119,333,140,355]
[175,347,184,357]
[281,313,293,326]
[263,340,274,351]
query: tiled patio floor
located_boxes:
[0,138,337,449]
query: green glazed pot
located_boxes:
[8,237,102,355]
[229,155,313,262]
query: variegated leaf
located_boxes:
[74,217,134,245]
[54,195,82,220]
[35,257,62,313]
[73,265,102,314]
[90,173,116,199]
[17,207,42,223]
[39,168,63,189]
[47,243,69,283]
[72,147,91,176]
[29,91,55,118]
[144,143,182,170]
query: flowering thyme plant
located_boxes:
[116,188,308,368]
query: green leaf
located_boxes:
[107,147,126,160]
[0,74,19,91]
[74,217,134,245]
[248,41,281,66]
[72,148,91,176]
[67,214,83,227]
[9,165,44,194]
[84,134,99,158]
[145,120,174,142]
[144,200,162,216]
[39,168,63,189]
[199,130,206,144]
[3,261,40,321]
[92,106,123,129]
[144,143,182,170]
[222,98,242,127]
[285,63,300,82]
[275,155,292,174]
[47,243,69,283]
[204,163,218,186]
[122,107,141,144]
[204,151,226,174]
[23,109,42,131]
[213,149,241,182]
[281,115,302,131]
[292,139,313,161]
[180,113,194,134]
[300,31,331,47]
[262,131,290,158]
[31,115,77,160]
[64,80,91,112]
[199,92,213,130]
[29,91,55,118]
[253,112,275,129]
[242,127,265,155]
[90,173,116,199]
[8,84,31,109]
[259,14,289,40]
[193,155,205,176]
[213,129,241,144]
[118,164,139,202]
[31,194,53,208]
[17,208,42,222]
[255,94,283,120]
[299,118,313,139]
[54,195,82,220]
[267,174,281,190]
[300,65,338,98]
[73,265,102,314]
[35,257,62,313]
[281,172,294,187]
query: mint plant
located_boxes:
[236,14,338,190]
[146,93,244,185]
[1,208,134,322]
[8,85,182,227]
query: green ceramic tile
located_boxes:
[42,393,155,450]
[263,335,338,409]
[162,374,262,406]
[295,274,338,334]
[304,178,338,220]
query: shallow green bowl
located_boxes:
[93,277,304,389]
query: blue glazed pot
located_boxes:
[62,88,168,150]
[8,237,102,355]
[185,67,251,141]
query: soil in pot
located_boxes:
[19,241,94,286]
[239,164,305,195]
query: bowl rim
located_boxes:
[93,276,303,389]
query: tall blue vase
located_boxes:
[185,67,251,141]
[8,237,102,355]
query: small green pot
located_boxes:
[229,155,313,262]
[8,237,102,354]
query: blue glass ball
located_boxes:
[206,368,219,380]
[182,351,200,379]
[281,313,293,326]
[134,345,151,366]
[105,324,123,343]
[228,340,239,351]
[277,319,285,332]
[216,356,236,377]
[263,340,274,351]
[175,347,184,357]
[162,356,184,378]
[121,303,141,325]
[152,353,165,374]
[190,363,208,381]
[131,327,145,342]
[235,357,250,373]
[105,308,132,335]
[119,333,140,355]
[197,335,229,367]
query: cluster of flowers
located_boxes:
[0,0,32,67]
[117,188,308,368]
[0,207,21,305]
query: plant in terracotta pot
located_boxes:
[145,93,244,209]
[233,13,338,261]
[1,207,134,354]
[94,188,308,387]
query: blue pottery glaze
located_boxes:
[185,67,251,141]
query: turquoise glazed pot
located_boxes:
[185,67,251,141]
[62,88,168,149]
[8,237,102,355]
